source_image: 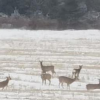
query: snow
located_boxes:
[0,29,100,100]
[0,29,100,40]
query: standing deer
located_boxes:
[58,75,76,89]
[86,79,100,90]
[0,76,11,90]
[40,61,56,75]
[41,73,51,85]
[72,65,82,79]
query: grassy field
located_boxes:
[0,29,100,100]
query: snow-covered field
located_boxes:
[0,29,100,100]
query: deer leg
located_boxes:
[59,83,60,88]
[67,84,70,90]
[68,85,70,90]
[73,72,77,78]
[51,71,54,77]
[51,72,53,77]
[52,70,56,75]
[53,71,56,74]
[72,72,74,78]
[42,71,46,74]
[72,74,73,78]
[45,80,46,85]
[42,80,43,85]
[73,73,74,78]
[61,83,63,88]
[2,87,4,90]
[67,84,68,89]
[76,73,79,80]
[49,79,51,85]
[78,73,80,78]
[6,86,8,90]
[75,73,77,79]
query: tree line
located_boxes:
[0,0,100,20]
[0,0,100,29]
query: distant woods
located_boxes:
[0,0,88,18]
[0,0,100,29]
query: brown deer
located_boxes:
[40,61,56,75]
[0,76,11,90]
[58,75,76,89]
[72,65,82,79]
[41,73,51,85]
[86,79,100,90]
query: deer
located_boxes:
[58,75,76,89]
[86,79,100,90]
[40,61,56,75]
[72,65,82,79]
[0,76,11,90]
[41,73,51,85]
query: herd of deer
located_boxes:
[0,61,99,91]
[40,61,82,89]
[40,61,100,90]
